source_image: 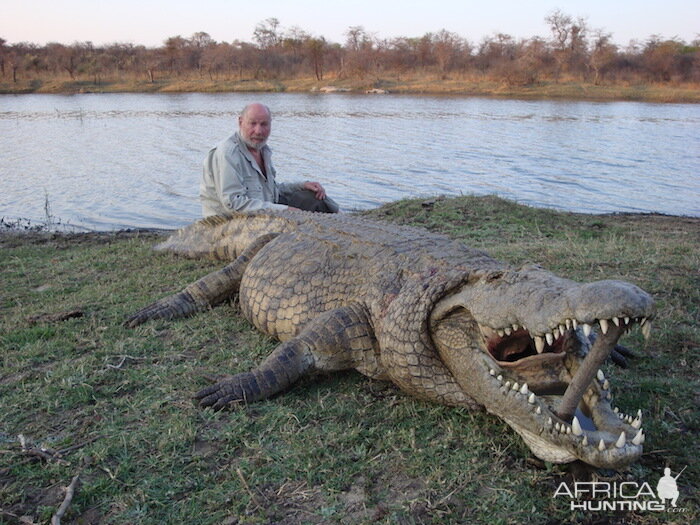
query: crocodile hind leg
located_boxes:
[125,233,278,328]
[195,303,378,409]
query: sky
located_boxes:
[4,0,699,48]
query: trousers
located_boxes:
[278,189,340,213]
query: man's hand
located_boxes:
[303,181,327,200]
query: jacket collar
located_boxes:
[234,132,272,177]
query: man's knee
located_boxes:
[279,189,339,213]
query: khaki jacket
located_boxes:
[200,132,302,216]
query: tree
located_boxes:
[642,36,682,81]
[253,18,281,49]
[0,37,6,77]
[589,31,618,84]
[545,9,589,79]
[432,29,466,75]
[187,32,215,76]
[163,35,188,74]
[343,26,376,77]
[306,37,327,80]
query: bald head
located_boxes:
[240,103,271,120]
[239,103,272,151]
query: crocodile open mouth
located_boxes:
[485,327,565,362]
[476,318,649,467]
[429,275,655,468]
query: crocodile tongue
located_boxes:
[557,324,624,422]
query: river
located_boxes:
[1,92,699,231]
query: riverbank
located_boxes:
[3,75,700,103]
[1,195,698,523]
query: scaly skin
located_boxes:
[126,210,655,469]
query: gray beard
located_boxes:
[242,136,267,151]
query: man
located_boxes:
[200,103,339,216]
[657,467,680,507]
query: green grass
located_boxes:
[1,195,698,524]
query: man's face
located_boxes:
[239,106,271,150]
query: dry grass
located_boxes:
[2,72,699,103]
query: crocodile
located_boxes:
[126,210,655,469]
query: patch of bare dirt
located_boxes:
[0,229,168,249]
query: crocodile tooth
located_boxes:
[534,336,545,353]
[582,435,588,446]
[512,323,519,332]
[642,321,652,340]
[632,418,642,430]
[566,426,571,434]
[520,383,529,395]
[572,319,578,329]
[599,319,609,335]
[598,439,606,451]
[640,316,648,326]
[555,423,561,432]
[583,323,592,337]
[512,382,520,391]
[504,326,512,336]
[559,325,566,337]
[613,407,619,413]
[528,393,536,404]
[535,406,542,414]
[597,369,605,382]
[612,317,620,327]
[497,329,505,337]
[572,416,583,436]
[497,375,503,382]
[624,316,630,325]
[619,413,625,420]
[545,332,553,345]
[489,369,495,376]
[504,381,511,389]
[565,319,572,329]
[615,432,626,448]
[603,379,610,390]
[546,417,552,427]
[637,409,642,418]
[632,429,644,445]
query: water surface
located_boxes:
[1,93,698,230]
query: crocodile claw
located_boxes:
[194,374,251,410]
[124,290,200,328]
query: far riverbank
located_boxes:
[2,76,699,103]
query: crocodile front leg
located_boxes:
[195,303,379,409]
[125,233,278,327]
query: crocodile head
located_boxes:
[429,264,655,469]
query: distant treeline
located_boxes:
[2,11,698,87]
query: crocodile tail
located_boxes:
[154,216,233,259]
[155,213,295,261]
